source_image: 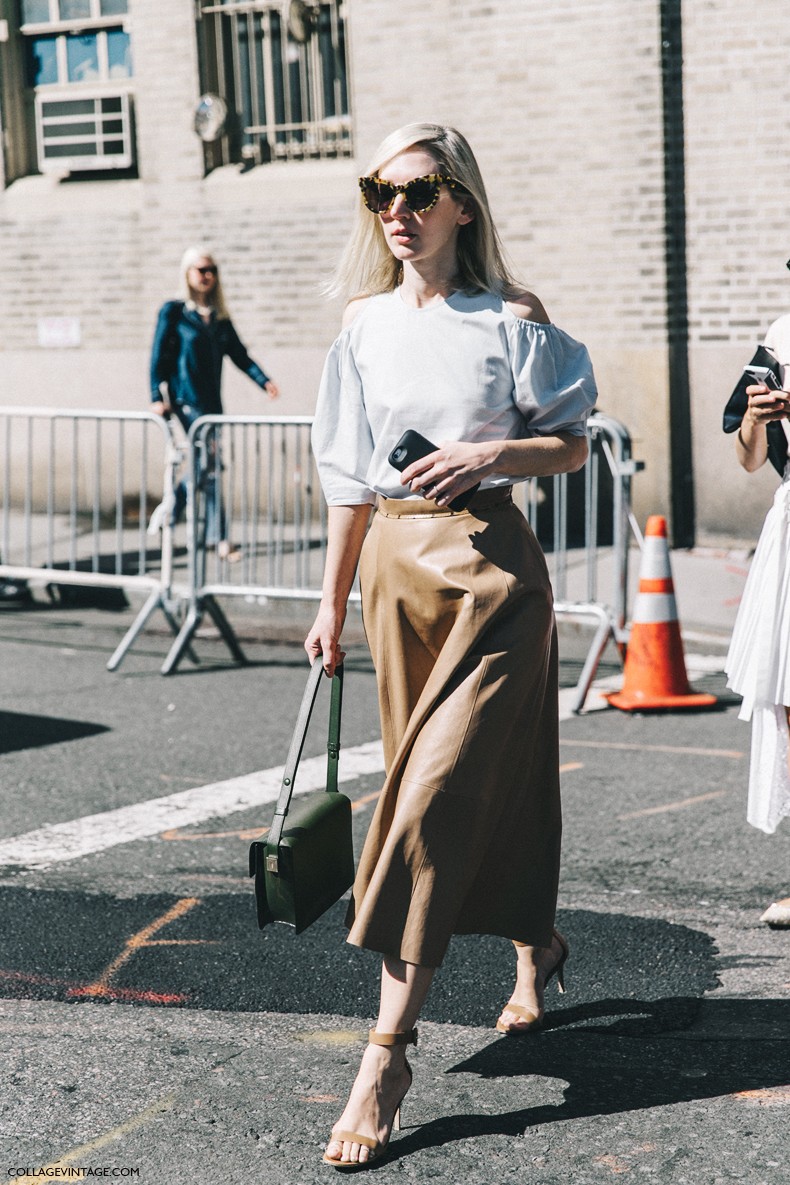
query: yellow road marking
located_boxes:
[560,761,583,773]
[561,739,743,759]
[733,1085,790,1104]
[72,897,203,998]
[296,1029,362,1046]
[15,1092,177,1183]
[161,824,268,841]
[351,789,382,810]
[618,790,728,820]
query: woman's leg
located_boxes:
[169,478,188,527]
[170,403,196,529]
[757,707,790,926]
[762,709,790,921]
[324,957,435,1165]
[497,932,567,1032]
[201,427,225,548]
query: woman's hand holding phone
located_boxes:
[388,430,486,511]
[742,364,790,422]
[744,387,790,424]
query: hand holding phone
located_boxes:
[388,429,481,512]
[743,364,784,391]
[742,364,789,423]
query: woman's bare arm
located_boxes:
[400,432,588,508]
[304,503,372,676]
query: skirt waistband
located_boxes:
[376,487,513,518]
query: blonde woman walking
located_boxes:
[306,123,597,1169]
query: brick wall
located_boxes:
[683,0,790,540]
[684,0,790,346]
[352,0,667,340]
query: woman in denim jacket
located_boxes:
[149,245,279,557]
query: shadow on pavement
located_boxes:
[0,894,722,1020]
[383,996,790,1160]
[2,888,788,1138]
[0,711,110,754]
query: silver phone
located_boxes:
[743,364,783,390]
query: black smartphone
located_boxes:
[388,429,480,512]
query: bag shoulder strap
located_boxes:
[268,660,343,849]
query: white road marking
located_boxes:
[0,740,385,871]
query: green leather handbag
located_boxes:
[249,660,354,934]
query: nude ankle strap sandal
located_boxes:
[496,929,569,1035]
[322,1029,418,1171]
[367,1027,418,1047]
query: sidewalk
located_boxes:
[664,545,751,646]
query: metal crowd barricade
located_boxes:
[162,412,642,710]
[0,407,186,670]
[511,412,644,711]
[160,414,325,674]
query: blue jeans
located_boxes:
[171,404,226,547]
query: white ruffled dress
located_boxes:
[725,418,790,834]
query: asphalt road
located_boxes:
[0,597,788,1185]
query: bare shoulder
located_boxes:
[341,296,372,330]
[506,290,551,325]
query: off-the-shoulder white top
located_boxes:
[311,288,598,505]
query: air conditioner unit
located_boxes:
[35,91,134,173]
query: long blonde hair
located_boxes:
[328,123,522,302]
[179,245,231,320]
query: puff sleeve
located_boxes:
[311,331,377,506]
[509,319,598,436]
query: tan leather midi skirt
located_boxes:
[347,488,561,968]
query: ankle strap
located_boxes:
[368,1028,418,1047]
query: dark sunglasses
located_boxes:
[194,265,218,276]
[358,173,467,214]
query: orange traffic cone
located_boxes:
[606,515,717,711]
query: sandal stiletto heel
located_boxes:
[322,1028,417,1170]
[496,928,569,1035]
